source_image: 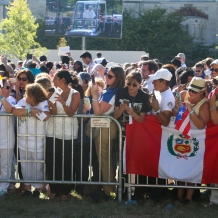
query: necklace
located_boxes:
[129,94,136,102]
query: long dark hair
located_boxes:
[16,70,35,83]
[108,66,125,89]
[56,70,84,99]
[74,60,83,73]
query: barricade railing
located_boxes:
[0,113,123,203]
[124,174,218,201]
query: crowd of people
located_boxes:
[0,51,218,204]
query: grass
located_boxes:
[1,188,218,218]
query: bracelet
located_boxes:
[210,106,217,111]
[154,109,161,114]
[26,106,31,114]
[189,110,195,116]
[0,96,5,102]
[92,99,98,102]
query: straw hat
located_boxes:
[187,77,205,92]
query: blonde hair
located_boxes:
[35,77,52,91]
[85,78,106,97]
[35,73,52,81]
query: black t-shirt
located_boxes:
[115,87,151,126]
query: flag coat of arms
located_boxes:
[126,115,218,184]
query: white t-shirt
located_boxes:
[0,96,16,149]
[151,88,175,115]
[46,89,78,140]
[87,61,95,75]
[16,99,49,152]
[143,77,154,94]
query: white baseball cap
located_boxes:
[149,69,172,81]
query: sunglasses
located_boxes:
[211,68,218,73]
[127,83,137,87]
[196,70,202,72]
[3,86,10,90]
[188,89,198,94]
[18,77,28,81]
[105,73,115,80]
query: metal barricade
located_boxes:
[124,175,218,201]
[0,113,123,203]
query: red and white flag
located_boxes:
[175,104,191,138]
[126,115,218,184]
[207,87,218,99]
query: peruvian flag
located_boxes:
[126,115,218,184]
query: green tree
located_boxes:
[0,0,47,60]
[87,7,194,63]
[57,37,68,49]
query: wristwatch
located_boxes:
[154,109,161,114]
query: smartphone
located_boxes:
[176,92,181,101]
[152,89,156,99]
[207,83,213,94]
[91,74,95,84]
[55,87,63,95]
[123,99,130,106]
[84,98,91,109]
[26,53,32,59]
[48,87,55,93]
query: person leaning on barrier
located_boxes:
[147,69,175,201]
[208,76,218,125]
[80,78,106,196]
[15,70,34,102]
[114,70,151,199]
[149,69,175,126]
[3,83,50,198]
[46,70,80,202]
[172,77,210,204]
[206,76,218,204]
[0,79,16,198]
[90,66,125,200]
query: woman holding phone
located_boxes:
[172,77,210,204]
[90,66,125,200]
[114,70,151,199]
[46,70,80,202]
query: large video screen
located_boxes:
[45,0,123,39]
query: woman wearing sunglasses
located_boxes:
[15,70,34,101]
[114,70,151,199]
[90,66,125,200]
[172,77,210,204]
[0,79,16,197]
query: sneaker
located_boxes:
[32,190,40,198]
[21,190,32,197]
[0,190,7,199]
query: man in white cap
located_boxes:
[175,53,186,68]
[149,69,175,126]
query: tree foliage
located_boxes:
[0,0,47,60]
[87,7,195,63]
